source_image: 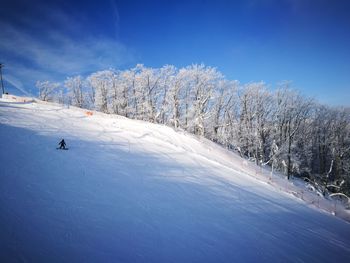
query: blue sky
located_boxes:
[1,0,349,105]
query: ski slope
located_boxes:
[0,97,349,262]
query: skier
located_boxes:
[58,139,66,150]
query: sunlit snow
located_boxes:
[1,96,349,262]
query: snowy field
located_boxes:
[0,97,350,262]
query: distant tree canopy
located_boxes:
[36,64,350,196]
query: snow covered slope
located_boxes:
[0,97,349,262]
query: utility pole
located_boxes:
[0,63,4,94]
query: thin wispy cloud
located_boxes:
[110,0,121,38]
[0,5,134,95]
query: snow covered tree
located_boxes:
[163,66,185,129]
[135,65,163,122]
[272,86,313,179]
[207,79,238,143]
[156,65,177,125]
[111,70,128,117]
[236,83,263,162]
[64,76,85,108]
[87,71,112,113]
[236,82,273,165]
[36,80,60,102]
[178,64,222,136]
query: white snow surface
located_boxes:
[0,97,350,262]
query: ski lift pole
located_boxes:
[0,63,5,94]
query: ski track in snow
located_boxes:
[0,98,350,263]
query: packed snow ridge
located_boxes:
[1,95,350,262]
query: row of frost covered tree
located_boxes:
[37,64,350,196]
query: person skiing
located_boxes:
[58,139,66,150]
